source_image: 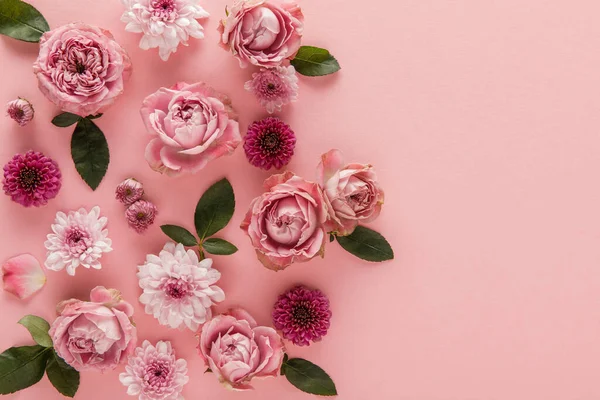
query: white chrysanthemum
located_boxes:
[44,206,113,276]
[121,0,209,61]
[137,242,225,331]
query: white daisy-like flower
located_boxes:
[44,206,113,276]
[121,0,210,61]
[137,242,225,331]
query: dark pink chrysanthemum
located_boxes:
[244,66,299,113]
[115,178,144,205]
[244,117,296,170]
[3,151,61,207]
[126,200,157,233]
[272,285,332,346]
[6,98,34,126]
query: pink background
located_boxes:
[1,0,600,399]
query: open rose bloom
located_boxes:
[49,286,137,372]
[241,172,328,270]
[317,150,385,236]
[198,308,284,390]
[33,23,131,117]
[141,82,241,175]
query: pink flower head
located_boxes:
[317,149,385,236]
[115,178,144,205]
[2,254,46,300]
[49,286,137,372]
[244,66,298,113]
[3,150,62,207]
[272,285,331,346]
[218,0,304,68]
[141,82,242,176]
[244,117,296,170]
[126,200,158,233]
[240,172,328,270]
[6,98,34,126]
[119,340,189,400]
[198,308,285,390]
[33,22,131,117]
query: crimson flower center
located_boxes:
[292,303,315,327]
[18,167,41,189]
[260,131,281,153]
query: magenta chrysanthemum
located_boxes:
[116,178,144,205]
[244,66,299,113]
[126,200,157,233]
[272,285,332,346]
[2,150,61,207]
[6,98,34,126]
[244,117,296,170]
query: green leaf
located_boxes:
[18,315,52,348]
[0,345,51,394]
[160,225,198,246]
[290,46,341,77]
[336,226,394,262]
[329,233,335,243]
[87,113,103,120]
[0,0,49,42]
[51,112,81,128]
[202,238,238,255]
[46,350,79,398]
[280,353,289,375]
[71,118,110,190]
[282,358,337,396]
[194,178,235,240]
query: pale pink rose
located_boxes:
[33,22,132,117]
[2,254,46,299]
[141,82,241,176]
[218,0,304,68]
[240,172,328,270]
[317,149,385,236]
[49,286,137,372]
[198,308,284,390]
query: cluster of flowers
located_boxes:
[116,178,158,233]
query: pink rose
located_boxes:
[317,149,385,236]
[33,23,131,117]
[141,82,242,176]
[198,308,284,390]
[49,286,137,372]
[218,0,304,68]
[240,172,328,270]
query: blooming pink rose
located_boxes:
[317,149,385,236]
[49,286,137,372]
[33,23,131,117]
[218,0,304,68]
[240,172,327,270]
[198,308,284,390]
[141,82,241,176]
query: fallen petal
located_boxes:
[2,254,46,299]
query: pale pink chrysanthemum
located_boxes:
[137,242,225,331]
[126,200,157,233]
[119,340,188,400]
[244,65,299,113]
[2,254,46,299]
[116,178,144,205]
[6,98,34,126]
[44,206,112,276]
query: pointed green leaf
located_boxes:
[160,225,198,246]
[282,358,337,396]
[202,238,238,255]
[46,350,79,398]
[194,178,235,239]
[51,112,81,128]
[18,315,52,348]
[71,118,109,190]
[0,0,49,42]
[336,226,394,262]
[87,113,103,120]
[0,345,51,394]
[290,46,341,77]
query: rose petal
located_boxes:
[2,254,46,299]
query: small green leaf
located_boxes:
[18,315,52,348]
[280,353,289,375]
[290,46,341,77]
[0,345,51,394]
[71,118,110,190]
[87,113,103,120]
[0,0,49,42]
[194,178,235,240]
[336,226,394,262]
[46,350,79,398]
[282,358,337,396]
[329,233,335,243]
[51,112,81,127]
[202,238,238,255]
[160,225,198,246]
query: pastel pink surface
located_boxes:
[1,1,599,399]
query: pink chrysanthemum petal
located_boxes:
[126,200,157,233]
[116,178,144,205]
[2,254,46,299]
[6,98,34,126]
[244,117,296,170]
[244,66,299,113]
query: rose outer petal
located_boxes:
[2,254,46,299]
